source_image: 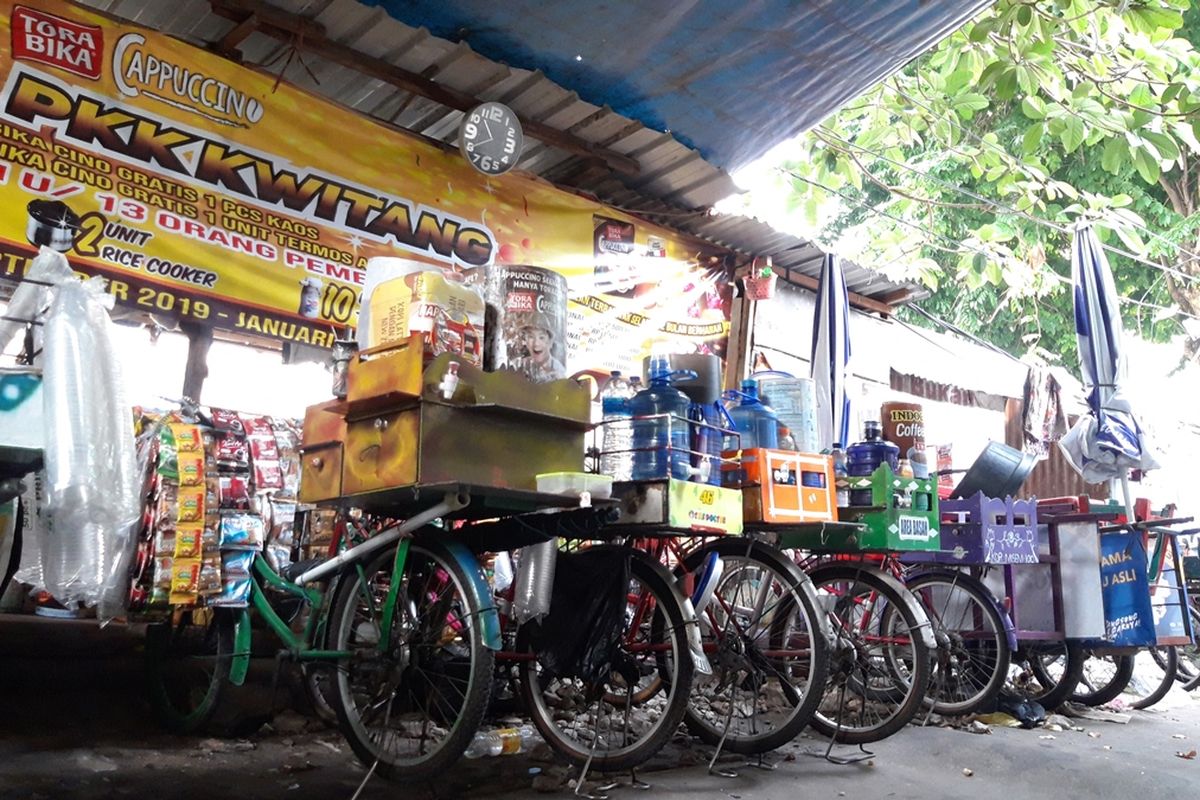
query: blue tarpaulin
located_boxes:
[360,0,993,172]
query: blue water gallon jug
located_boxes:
[846,420,900,505]
[630,361,694,480]
[724,379,779,451]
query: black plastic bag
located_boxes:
[529,548,631,684]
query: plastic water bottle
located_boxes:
[630,359,693,480]
[463,725,540,758]
[688,402,721,485]
[830,443,850,507]
[725,380,779,450]
[599,371,634,480]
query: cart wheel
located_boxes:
[1069,652,1134,707]
[807,564,932,744]
[329,539,494,781]
[906,570,1010,716]
[1014,641,1084,710]
[145,608,235,734]
[1128,646,1178,710]
[675,538,829,755]
[1181,606,1200,692]
[518,546,695,773]
[0,496,22,600]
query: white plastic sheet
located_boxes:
[41,275,141,620]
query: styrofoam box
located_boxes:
[536,472,613,499]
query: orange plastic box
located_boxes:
[726,449,838,524]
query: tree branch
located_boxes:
[813,133,989,210]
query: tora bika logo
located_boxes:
[10,6,102,80]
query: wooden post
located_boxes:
[724,293,756,391]
[181,322,213,402]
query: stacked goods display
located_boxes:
[129,408,302,609]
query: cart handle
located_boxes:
[1098,515,1195,533]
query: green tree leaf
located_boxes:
[1060,116,1085,153]
[1021,96,1047,120]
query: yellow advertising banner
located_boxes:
[0,0,730,372]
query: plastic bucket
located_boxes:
[950,441,1038,499]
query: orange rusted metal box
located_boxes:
[732,449,838,524]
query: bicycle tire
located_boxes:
[1130,646,1178,710]
[1183,606,1200,692]
[330,539,493,780]
[0,497,20,600]
[905,570,1010,716]
[145,608,235,734]
[518,546,694,772]
[1018,641,1085,710]
[807,563,932,744]
[1070,653,1134,707]
[678,538,829,755]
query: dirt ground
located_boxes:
[3,614,1200,800]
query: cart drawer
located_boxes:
[342,409,420,495]
[302,399,347,446]
[346,334,424,415]
[299,443,343,503]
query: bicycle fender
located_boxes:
[230,608,252,686]
[442,539,502,651]
[908,569,1018,652]
[631,548,712,675]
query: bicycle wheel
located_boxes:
[906,570,1010,716]
[1128,646,1178,710]
[808,564,932,744]
[518,547,694,773]
[1070,652,1133,707]
[302,663,340,727]
[1014,641,1084,710]
[1181,606,1200,692]
[330,540,494,780]
[678,538,828,755]
[145,608,235,733]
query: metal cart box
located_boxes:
[299,350,590,508]
[736,449,838,525]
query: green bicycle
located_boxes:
[146,491,501,780]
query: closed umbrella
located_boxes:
[810,253,852,449]
[1059,223,1158,514]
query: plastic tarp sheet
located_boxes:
[529,548,631,683]
[362,0,994,172]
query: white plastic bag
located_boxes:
[41,275,141,620]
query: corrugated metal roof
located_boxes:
[359,0,994,172]
[75,0,942,303]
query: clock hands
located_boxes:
[474,119,495,147]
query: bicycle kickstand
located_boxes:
[707,686,740,778]
[573,698,610,800]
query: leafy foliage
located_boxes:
[772,0,1200,367]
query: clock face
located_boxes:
[459,102,524,176]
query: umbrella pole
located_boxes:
[1119,473,1136,524]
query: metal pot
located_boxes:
[25,200,80,253]
[949,441,1039,499]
